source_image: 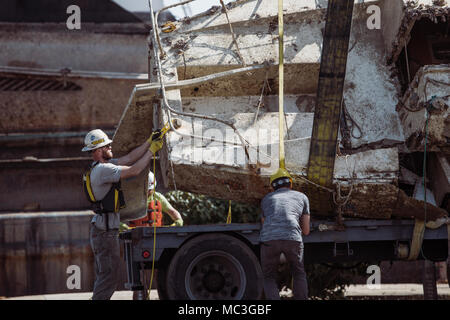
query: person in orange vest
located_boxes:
[128,171,183,228]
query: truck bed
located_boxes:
[121,219,449,264]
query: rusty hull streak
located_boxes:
[164,163,447,220]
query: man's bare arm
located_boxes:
[117,140,151,166]
[120,150,152,179]
[300,214,310,235]
[167,208,182,222]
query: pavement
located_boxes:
[2,290,158,300]
[2,284,449,300]
[344,283,450,297]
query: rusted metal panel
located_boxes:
[0,211,127,297]
[0,69,148,133]
[0,158,91,212]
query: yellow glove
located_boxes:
[150,139,163,154]
[170,219,183,227]
[147,130,164,154]
[119,222,130,233]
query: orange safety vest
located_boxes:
[128,200,163,227]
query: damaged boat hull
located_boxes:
[113,0,448,221]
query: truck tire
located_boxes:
[166,233,263,300]
[156,269,169,300]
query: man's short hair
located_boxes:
[271,177,291,190]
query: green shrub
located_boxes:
[164,190,260,225]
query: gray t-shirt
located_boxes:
[89,159,122,230]
[260,188,310,242]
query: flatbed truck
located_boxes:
[120,218,449,300]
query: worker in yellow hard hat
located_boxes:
[259,167,311,300]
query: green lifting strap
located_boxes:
[306,0,355,215]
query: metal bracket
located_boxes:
[333,242,353,257]
[123,241,143,290]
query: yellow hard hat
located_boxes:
[270,167,293,186]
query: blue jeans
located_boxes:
[90,225,120,300]
[260,240,308,300]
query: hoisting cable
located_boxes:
[147,156,158,299]
[408,96,432,261]
[278,0,286,170]
[143,124,171,299]
[219,0,246,66]
[148,0,255,165]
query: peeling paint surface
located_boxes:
[398,65,450,152]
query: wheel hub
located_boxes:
[203,269,225,293]
[185,251,246,299]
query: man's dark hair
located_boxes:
[271,177,291,190]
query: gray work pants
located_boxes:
[90,225,120,300]
[260,240,308,300]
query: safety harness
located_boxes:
[83,161,126,230]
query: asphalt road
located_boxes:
[3,284,450,300]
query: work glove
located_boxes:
[170,218,183,227]
[119,222,131,233]
[147,130,164,154]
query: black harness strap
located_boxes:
[83,161,126,231]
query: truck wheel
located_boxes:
[166,234,263,300]
[156,269,169,300]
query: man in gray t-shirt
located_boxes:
[89,159,122,231]
[260,168,310,300]
[82,129,160,300]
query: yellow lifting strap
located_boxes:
[407,217,450,260]
[278,0,285,170]
[227,200,232,224]
[160,121,171,136]
[305,0,355,214]
[407,219,425,261]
